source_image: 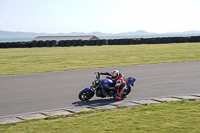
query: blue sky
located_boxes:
[0,0,200,33]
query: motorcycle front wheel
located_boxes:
[78,90,94,101]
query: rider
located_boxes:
[99,70,126,100]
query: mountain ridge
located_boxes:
[0,30,200,38]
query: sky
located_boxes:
[0,0,200,34]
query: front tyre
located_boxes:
[78,90,94,101]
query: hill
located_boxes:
[0,30,200,38]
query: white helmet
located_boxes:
[110,70,119,80]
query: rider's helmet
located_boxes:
[110,70,119,80]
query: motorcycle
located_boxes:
[78,72,136,101]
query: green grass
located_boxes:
[1,100,200,133]
[0,43,200,76]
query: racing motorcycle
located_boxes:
[78,72,136,101]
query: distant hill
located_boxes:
[0,30,58,38]
[0,30,200,38]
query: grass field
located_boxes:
[1,100,200,133]
[0,43,200,76]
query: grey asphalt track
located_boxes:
[0,61,200,117]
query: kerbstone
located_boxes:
[153,97,181,102]
[65,107,92,113]
[132,99,161,105]
[192,94,200,97]
[17,113,47,120]
[42,110,72,116]
[172,96,200,101]
[0,117,22,124]
[88,104,116,109]
[111,101,139,107]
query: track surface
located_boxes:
[0,61,200,117]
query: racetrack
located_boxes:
[0,61,200,117]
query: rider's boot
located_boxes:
[115,89,124,100]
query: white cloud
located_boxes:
[104,0,200,33]
[0,21,2,25]
[36,21,41,24]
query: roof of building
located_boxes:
[32,36,99,41]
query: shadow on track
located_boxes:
[72,97,127,107]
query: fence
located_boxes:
[0,36,200,48]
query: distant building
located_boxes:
[33,36,99,41]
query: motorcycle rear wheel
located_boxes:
[78,90,94,101]
[122,85,131,97]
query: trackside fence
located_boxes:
[0,36,200,48]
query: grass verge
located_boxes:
[0,43,200,76]
[1,100,200,133]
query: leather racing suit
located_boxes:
[99,72,126,100]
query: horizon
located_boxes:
[1,0,200,34]
[1,29,200,35]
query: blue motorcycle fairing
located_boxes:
[99,86,104,89]
[101,79,113,87]
[84,87,94,91]
[126,77,136,86]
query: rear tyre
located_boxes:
[122,86,131,97]
[78,90,94,101]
